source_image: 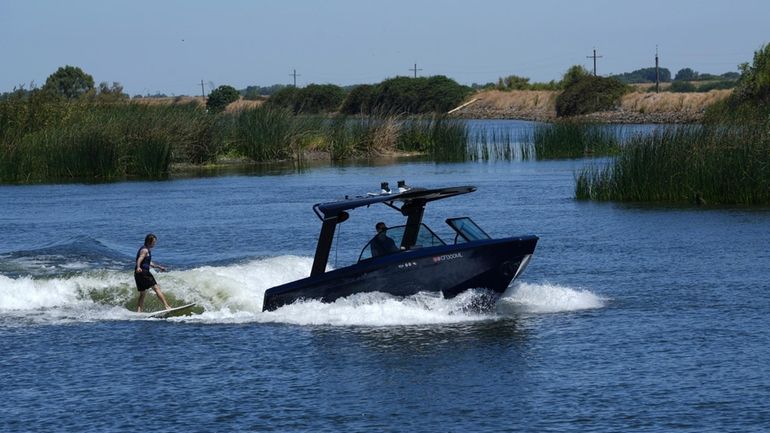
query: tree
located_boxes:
[734,43,770,103]
[497,75,531,90]
[206,85,240,112]
[96,82,129,103]
[561,65,591,88]
[555,75,628,117]
[43,65,95,99]
[675,68,699,81]
[340,84,375,114]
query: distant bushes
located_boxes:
[613,67,671,84]
[495,75,561,91]
[206,85,240,113]
[555,75,628,117]
[341,76,471,115]
[669,80,736,93]
[266,84,346,114]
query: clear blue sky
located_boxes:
[2,0,768,96]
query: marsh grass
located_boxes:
[525,121,620,159]
[467,128,521,161]
[0,96,472,182]
[233,106,317,161]
[576,124,770,204]
[0,100,221,182]
[397,116,468,161]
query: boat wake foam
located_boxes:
[497,282,607,314]
[0,257,606,326]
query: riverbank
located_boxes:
[451,89,732,123]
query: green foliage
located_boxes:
[675,68,740,82]
[704,43,770,123]
[497,75,530,90]
[368,76,471,114]
[266,86,300,111]
[339,84,375,114]
[95,82,129,103]
[295,84,346,114]
[733,43,770,103]
[561,65,591,88]
[493,75,562,91]
[613,67,671,84]
[241,84,288,99]
[206,85,240,113]
[674,68,698,81]
[555,76,628,117]
[266,84,345,114]
[43,66,95,99]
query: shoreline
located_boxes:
[450,89,732,124]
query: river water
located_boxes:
[1,121,770,432]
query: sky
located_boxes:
[2,0,769,96]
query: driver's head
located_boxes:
[375,222,387,233]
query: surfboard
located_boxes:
[141,303,196,319]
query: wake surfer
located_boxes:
[134,233,171,312]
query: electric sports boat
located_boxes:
[262,182,538,311]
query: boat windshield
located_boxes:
[358,223,445,262]
[446,217,491,243]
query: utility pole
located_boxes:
[655,45,660,93]
[409,63,423,78]
[586,48,603,76]
[200,80,206,98]
[289,69,301,87]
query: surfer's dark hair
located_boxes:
[144,233,157,246]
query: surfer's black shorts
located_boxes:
[134,270,157,291]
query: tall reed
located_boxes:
[526,121,620,159]
[233,106,321,162]
[398,116,468,161]
[576,125,770,204]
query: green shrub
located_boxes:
[613,67,671,84]
[370,76,470,114]
[555,76,628,117]
[206,85,240,113]
[339,84,375,114]
[266,84,345,114]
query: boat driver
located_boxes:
[370,222,400,257]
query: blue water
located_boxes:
[2,148,770,431]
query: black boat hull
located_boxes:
[262,235,538,311]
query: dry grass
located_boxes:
[131,96,205,106]
[130,96,262,112]
[224,98,263,113]
[474,90,558,111]
[621,90,732,113]
[459,89,732,119]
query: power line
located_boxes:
[655,45,660,93]
[586,48,603,76]
[409,63,423,78]
[289,69,301,87]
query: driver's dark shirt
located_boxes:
[370,232,399,257]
